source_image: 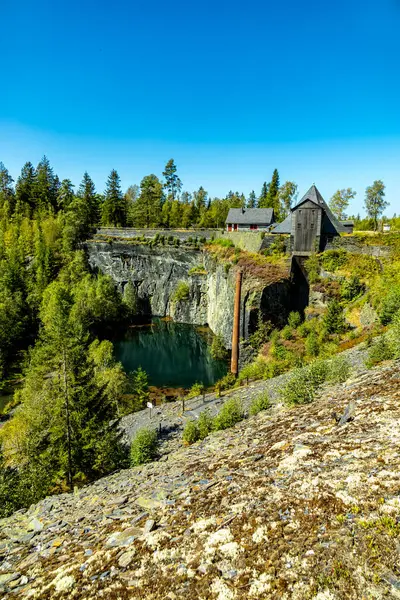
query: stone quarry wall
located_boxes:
[325,236,392,257]
[85,241,291,348]
[96,228,219,242]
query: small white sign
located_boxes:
[147,402,154,409]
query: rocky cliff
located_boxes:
[86,241,291,348]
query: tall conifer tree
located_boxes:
[15,162,36,216]
[101,169,126,226]
[162,159,182,200]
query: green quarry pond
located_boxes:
[114,318,228,389]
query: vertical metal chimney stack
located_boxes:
[231,270,242,376]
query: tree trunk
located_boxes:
[62,346,73,488]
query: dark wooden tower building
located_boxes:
[272,184,349,255]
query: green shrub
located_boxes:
[173,281,190,302]
[341,275,365,301]
[307,360,329,388]
[215,372,236,394]
[198,409,214,439]
[320,249,348,272]
[238,359,269,383]
[279,368,315,406]
[186,381,204,399]
[210,335,228,361]
[248,315,273,350]
[386,311,400,358]
[304,252,320,283]
[305,330,320,357]
[249,392,270,416]
[212,237,234,248]
[379,286,400,324]
[182,420,199,445]
[297,321,311,337]
[188,265,207,276]
[224,263,231,274]
[324,299,346,334]
[130,428,158,466]
[366,336,394,367]
[288,311,302,328]
[326,355,352,383]
[214,398,244,431]
[281,325,293,340]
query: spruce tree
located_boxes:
[247,190,257,208]
[162,159,182,200]
[57,179,75,211]
[4,281,124,490]
[78,172,99,225]
[15,162,36,217]
[33,156,58,212]
[134,174,163,227]
[101,169,126,226]
[266,168,280,212]
[258,182,270,207]
[0,162,15,218]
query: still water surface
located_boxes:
[114,318,227,389]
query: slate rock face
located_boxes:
[86,242,290,348]
[1,359,400,599]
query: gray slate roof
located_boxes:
[225,208,274,225]
[271,213,292,234]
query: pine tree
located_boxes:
[33,156,58,213]
[323,299,346,334]
[15,162,36,217]
[0,162,15,218]
[193,186,208,223]
[258,182,270,207]
[78,172,99,225]
[162,159,182,200]
[124,184,139,227]
[364,180,388,231]
[101,169,126,226]
[3,281,125,490]
[134,175,164,228]
[247,190,257,208]
[57,179,75,211]
[266,168,280,212]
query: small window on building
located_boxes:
[310,223,315,229]
[297,222,301,229]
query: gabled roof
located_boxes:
[292,185,347,234]
[271,213,291,234]
[225,208,274,225]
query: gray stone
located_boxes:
[118,549,136,568]
[143,519,156,533]
[0,572,20,585]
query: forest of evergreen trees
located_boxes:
[0,157,298,230]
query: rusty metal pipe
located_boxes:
[231,270,242,376]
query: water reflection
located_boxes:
[114,318,228,389]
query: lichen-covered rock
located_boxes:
[1,359,400,599]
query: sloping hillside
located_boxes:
[1,360,400,599]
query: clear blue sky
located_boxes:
[1,0,400,215]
